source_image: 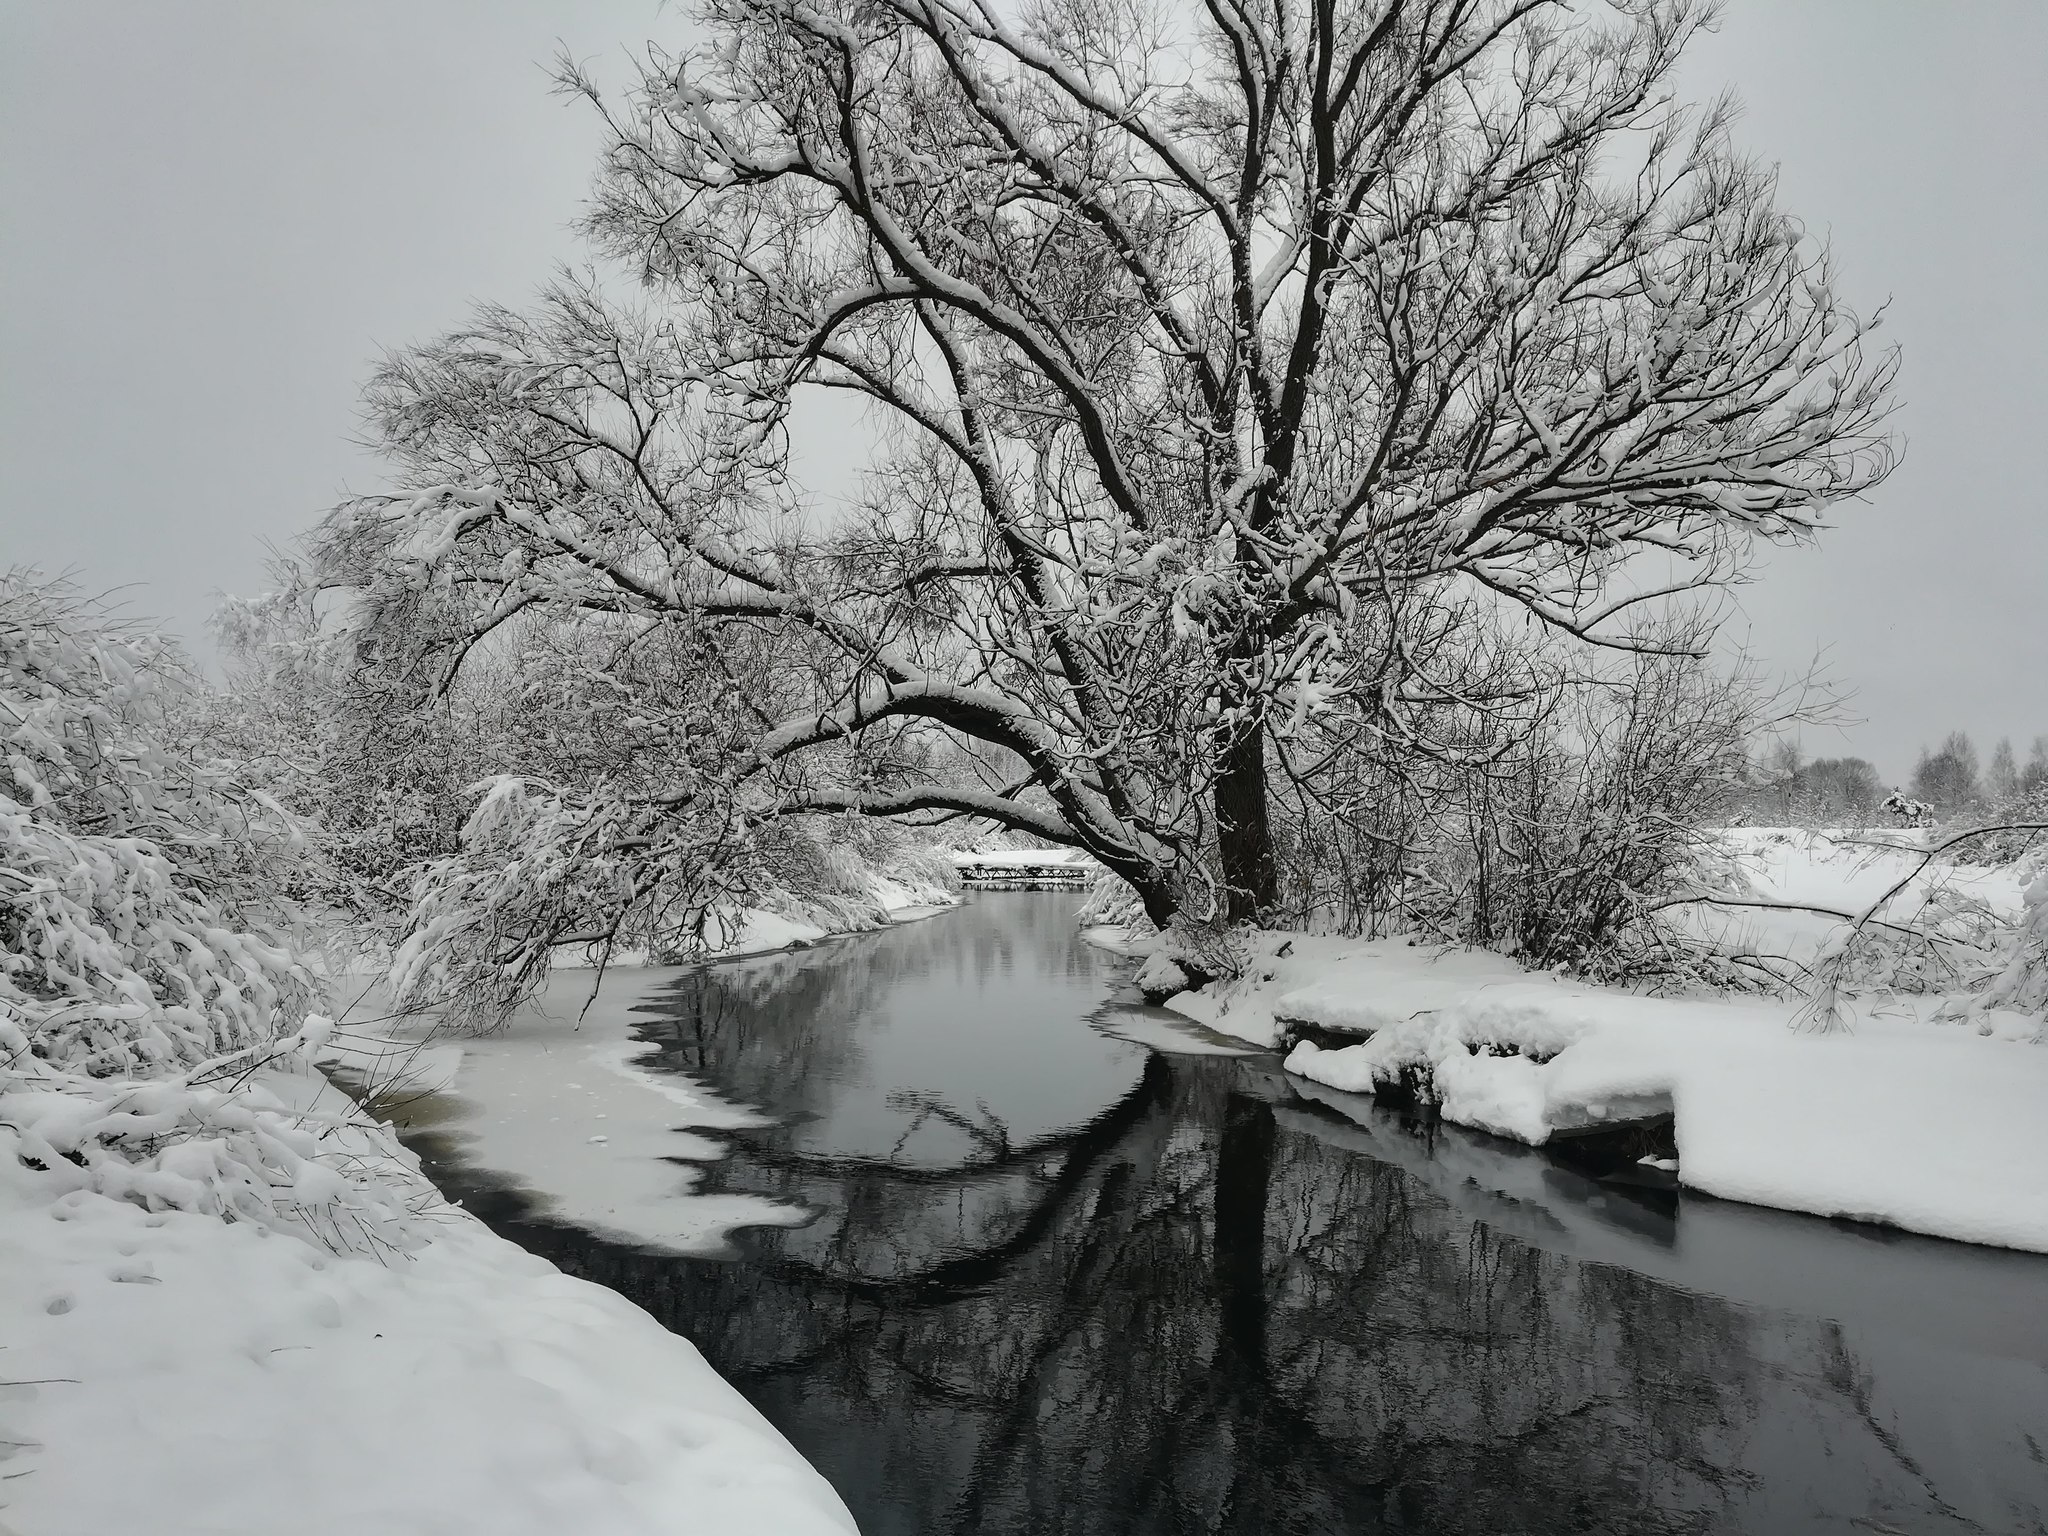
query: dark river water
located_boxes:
[404,894,2048,1535]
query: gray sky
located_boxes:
[2,0,2041,782]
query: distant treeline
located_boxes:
[1749,733,2048,823]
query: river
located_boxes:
[399,893,2048,1535]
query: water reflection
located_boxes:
[408,895,2048,1536]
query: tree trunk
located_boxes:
[1134,875,1180,933]
[1215,722,1278,926]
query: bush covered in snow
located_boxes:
[1927,831,2048,1037]
[1260,625,1768,985]
[208,576,527,938]
[1722,823,2048,1036]
[1968,847,2048,1028]
[1,572,419,1252]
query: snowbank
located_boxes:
[0,1070,857,1536]
[701,875,957,960]
[662,868,959,963]
[0,574,861,1533]
[1157,920,2048,1254]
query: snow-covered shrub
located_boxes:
[1935,834,2048,1038]
[1465,652,1762,979]
[1806,875,2007,1006]
[1789,823,2048,1034]
[2,1014,425,1254]
[735,815,956,934]
[1,572,416,1251]
[1937,794,2048,866]
[387,777,650,1033]
[1975,861,2048,1030]
[207,574,509,945]
[1077,871,1153,935]
[1270,620,1767,986]
[1881,790,1933,826]
[1,573,315,1069]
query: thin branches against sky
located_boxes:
[1,0,2041,778]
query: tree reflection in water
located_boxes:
[409,896,2048,1536]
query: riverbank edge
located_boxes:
[0,904,981,1534]
[324,895,966,1257]
[0,1056,860,1536]
[1084,924,2048,1256]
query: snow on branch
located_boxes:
[313,0,1897,976]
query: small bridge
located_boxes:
[951,851,1100,889]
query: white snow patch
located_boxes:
[0,1070,857,1536]
[326,896,960,1256]
[327,967,804,1256]
[1159,921,2048,1254]
[698,906,831,957]
[1079,923,1150,957]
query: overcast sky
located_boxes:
[2,0,2041,781]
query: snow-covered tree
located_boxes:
[2024,737,2048,801]
[207,576,513,929]
[1986,736,2020,808]
[1911,730,1980,813]
[312,0,1894,1008]
[1748,748,1882,826]
[1755,738,1804,821]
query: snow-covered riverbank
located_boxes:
[2,898,966,1535]
[0,1065,857,1536]
[1140,830,2048,1254]
[669,880,958,963]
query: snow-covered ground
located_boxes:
[1145,830,2048,1255]
[0,1067,857,1536]
[2,893,964,1536]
